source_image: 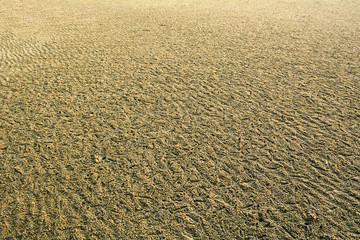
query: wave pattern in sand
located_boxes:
[0,0,359,239]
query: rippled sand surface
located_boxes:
[1,0,359,239]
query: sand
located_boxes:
[0,0,359,239]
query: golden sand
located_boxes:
[1,0,359,238]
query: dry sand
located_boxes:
[0,0,359,239]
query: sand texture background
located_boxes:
[0,0,359,239]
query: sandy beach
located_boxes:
[0,0,359,239]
